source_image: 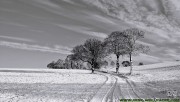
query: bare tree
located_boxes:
[104,31,127,73]
[47,59,65,69]
[72,39,106,73]
[123,28,150,75]
[65,54,84,69]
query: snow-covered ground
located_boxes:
[0,61,180,101]
[0,69,107,102]
[128,61,180,98]
[102,61,180,74]
[127,61,180,82]
[101,61,180,98]
[102,61,180,84]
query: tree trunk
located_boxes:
[129,53,133,75]
[71,61,73,69]
[91,63,95,73]
[92,68,94,73]
[91,59,95,74]
[116,55,120,73]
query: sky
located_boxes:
[0,0,180,68]
[0,0,110,68]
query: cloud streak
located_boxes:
[0,41,72,55]
[0,35,35,42]
[57,24,108,38]
[81,31,108,38]
[89,14,116,25]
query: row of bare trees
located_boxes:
[48,28,149,75]
[104,28,149,74]
[47,57,87,69]
[69,28,150,74]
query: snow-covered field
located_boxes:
[128,61,180,82]
[0,69,107,102]
[0,61,180,101]
[101,61,180,98]
[128,61,180,98]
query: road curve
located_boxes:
[92,72,154,102]
[90,72,117,102]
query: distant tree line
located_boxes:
[47,58,86,69]
[47,28,150,75]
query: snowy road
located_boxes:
[100,72,163,102]
[100,73,151,102]
[90,71,148,102]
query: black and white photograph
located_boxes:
[0,0,180,102]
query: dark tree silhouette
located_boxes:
[47,59,65,69]
[72,39,107,73]
[47,61,56,69]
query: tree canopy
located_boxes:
[71,39,107,73]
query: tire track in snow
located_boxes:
[125,79,141,99]
[90,72,117,102]
[102,76,118,102]
[88,73,109,102]
[127,79,153,99]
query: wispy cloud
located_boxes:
[88,14,116,25]
[36,0,61,9]
[0,21,28,27]
[57,24,108,38]
[81,31,108,38]
[164,49,180,60]
[62,0,77,5]
[0,41,72,55]
[0,35,35,42]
